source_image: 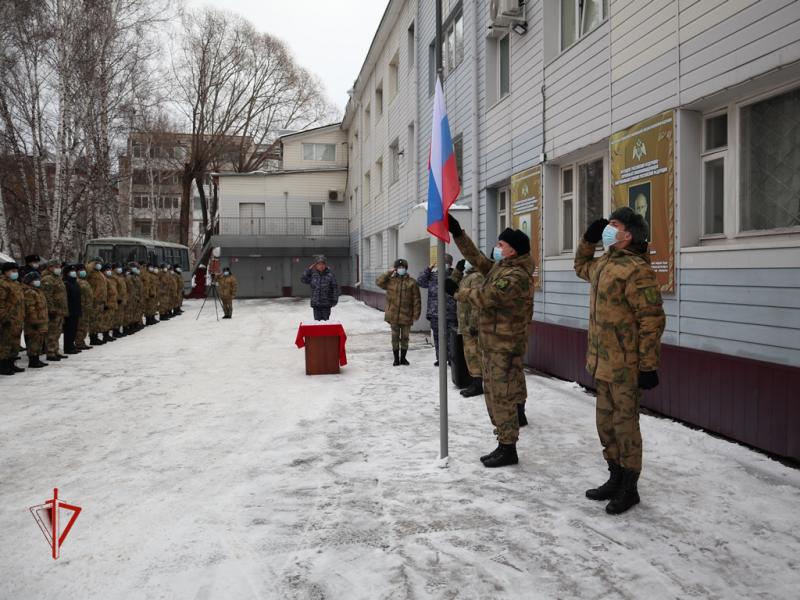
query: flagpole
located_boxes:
[435,0,448,461]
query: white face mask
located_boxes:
[94,263,103,270]
[68,271,77,278]
[115,267,123,274]
[31,262,40,269]
[53,268,62,276]
[33,279,41,288]
[105,270,112,276]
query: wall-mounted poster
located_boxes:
[510,165,541,289]
[610,110,675,292]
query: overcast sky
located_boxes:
[184,0,388,114]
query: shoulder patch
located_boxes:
[642,286,661,305]
[495,278,510,290]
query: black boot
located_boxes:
[107,330,117,341]
[28,355,47,368]
[90,334,105,345]
[605,468,641,515]
[586,461,623,501]
[482,443,518,468]
[0,359,14,375]
[393,349,400,366]
[400,349,410,366]
[461,378,483,397]
[46,354,61,362]
[480,444,502,464]
[517,403,528,427]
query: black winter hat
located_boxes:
[25,254,41,263]
[2,261,20,272]
[393,258,408,269]
[23,271,40,284]
[609,206,649,244]
[102,263,112,270]
[498,228,530,256]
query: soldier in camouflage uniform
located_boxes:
[75,264,94,350]
[445,215,535,468]
[111,263,128,337]
[0,262,26,375]
[86,258,108,345]
[157,264,172,321]
[103,264,119,341]
[143,264,159,325]
[129,263,144,331]
[21,271,49,368]
[376,258,421,366]
[575,207,666,515]
[454,261,485,397]
[172,265,185,315]
[41,259,68,360]
[216,267,238,318]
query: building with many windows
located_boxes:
[343,0,800,460]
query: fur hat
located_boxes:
[498,228,530,256]
[609,206,649,244]
[25,254,41,263]
[393,258,408,269]
[1,261,19,272]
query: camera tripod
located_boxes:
[196,281,221,321]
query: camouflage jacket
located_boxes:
[455,270,485,335]
[40,271,68,317]
[23,285,48,328]
[77,278,93,315]
[453,233,535,357]
[172,272,183,304]
[574,239,666,384]
[0,277,25,325]
[216,274,238,298]
[157,271,172,302]
[130,274,143,311]
[105,274,118,311]
[112,273,128,308]
[86,263,108,308]
[376,271,421,326]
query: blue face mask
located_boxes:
[68,271,77,278]
[492,246,504,261]
[602,224,619,250]
[397,267,407,276]
[9,271,19,281]
[79,270,87,278]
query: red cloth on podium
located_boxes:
[295,323,348,366]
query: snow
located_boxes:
[1,296,799,599]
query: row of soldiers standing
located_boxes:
[0,254,186,375]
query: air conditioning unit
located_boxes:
[328,190,344,202]
[489,0,525,27]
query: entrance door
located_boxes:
[239,203,266,235]
[309,203,324,236]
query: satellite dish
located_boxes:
[212,247,221,258]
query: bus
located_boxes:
[84,237,192,291]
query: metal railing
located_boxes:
[218,217,349,237]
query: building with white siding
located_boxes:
[210,124,350,297]
[343,0,800,460]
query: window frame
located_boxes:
[310,203,324,227]
[498,33,510,101]
[559,0,608,53]
[558,153,609,254]
[701,110,728,239]
[498,186,510,235]
[302,143,336,162]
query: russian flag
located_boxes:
[427,77,461,242]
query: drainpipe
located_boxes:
[471,0,480,245]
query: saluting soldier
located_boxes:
[445,215,535,469]
[216,267,238,319]
[41,259,68,361]
[0,262,26,375]
[86,258,108,345]
[21,271,49,368]
[376,258,421,366]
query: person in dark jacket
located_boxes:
[300,255,340,321]
[62,263,83,354]
[417,253,458,366]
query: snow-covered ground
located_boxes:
[1,296,798,600]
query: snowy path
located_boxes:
[1,296,798,600]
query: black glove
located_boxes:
[444,279,459,296]
[455,259,465,273]
[638,370,659,390]
[447,214,463,237]
[583,218,609,244]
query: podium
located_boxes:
[295,323,348,375]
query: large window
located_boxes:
[487,33,510,106]
[388,53,399,103]
[407,23,415,70]
[442,10,464,79]
[560,156,605,252]
[739,87,800,232]
[579,158,604,232]
[561,0,607,51]
[702,113,727,236]
[302,143,336,162]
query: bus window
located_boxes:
[180,249,189,270]
[86,244,113,264]
[154,247,165,264]
[114,244,147,264]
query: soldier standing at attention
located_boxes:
[453,259,485,397]
[444,215,534,468]
[103,263,119,341]
[157,264,171,321]
[86,258,108,345]
[75,264,94,350]
[0,262,25,375]
[173,264,185,316]
[112,263,128,337]
[62,264,82,354]
[21,271,49,368]
[41,259,69,360]
[143,264,159,325]
[376,259,421,366]
[575,207,666,515]
[216,267,238,319]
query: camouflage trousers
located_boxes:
[76,316,89,347]
[595,379,642,473]
[220,296,233,317]
[462,332,482,377]
[390,324,411,350]
[46,316,64,354]
[481,350,527,444]
[0,321,21,359]
[24,327,46,356]
[90,304,105,335]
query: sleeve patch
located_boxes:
[495,279,509,290]
[642,287,661,305]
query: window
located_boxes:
[134,220,152,237]
[363,238,371,268]
[374,233,383,268]
[310,203,324,226]
[375,157,383,194]
[442,10,464,79]
[453,134,463,186]
[487,33,510,105]
[560,167,574,251]
[388,53,399,102]
[407,122,415,169]
[408,23,415,69]
[364,171,371,204]
[499,35,510,99]
[498,187,509,234]
[389,139,400,185]
[364,104,371,138]
[375,82,384,118]
[578,158,604,233]
[302,143,336,161]
[739,87,800,231]
[702,113,727,235]
[132,195,149,209]
[132,144,143,158]
[561,0,607,51]
[428,41,436,95]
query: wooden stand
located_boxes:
[304,335,341,375]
